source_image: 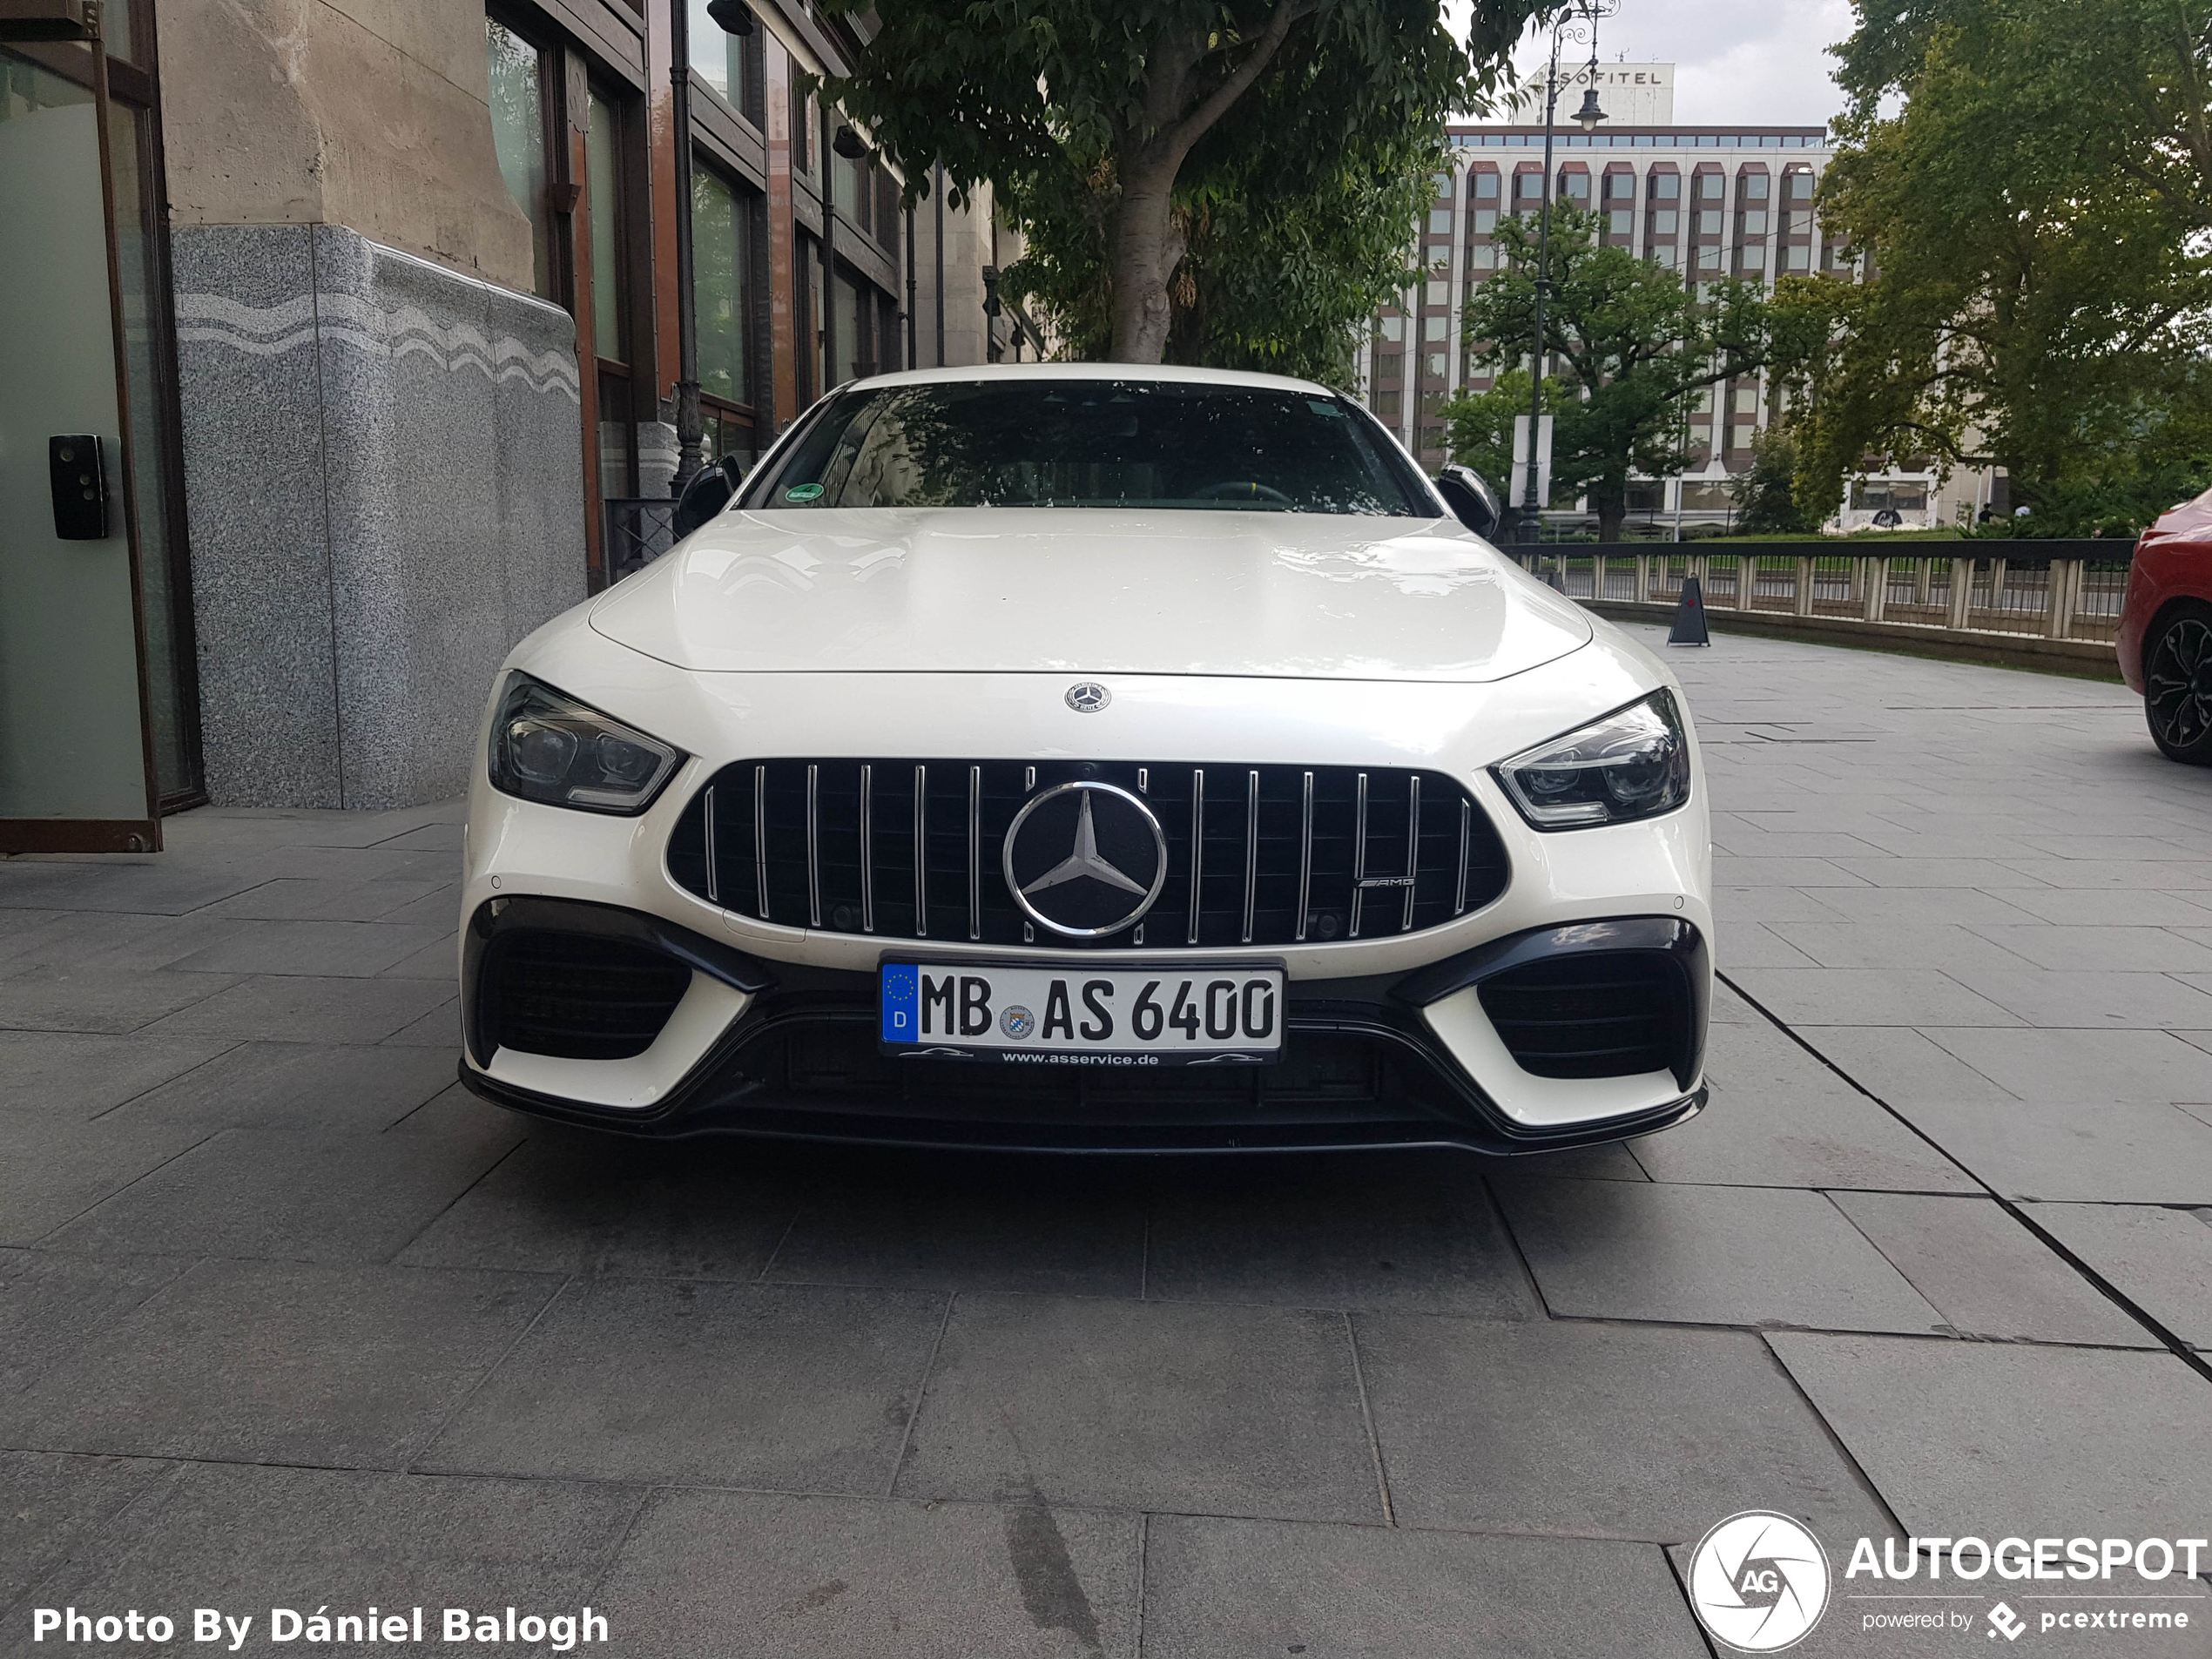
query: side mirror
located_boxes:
[672,454,745,539]
[1437,463,1501,541]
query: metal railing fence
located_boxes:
[1509,543,2134,647]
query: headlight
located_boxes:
[1493,691,1691,830]
[488,674,684,814]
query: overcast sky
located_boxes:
[1442,0,1857,128]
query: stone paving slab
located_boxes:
[0,1117,213,1246]
[394,1129,808,1281]
[0,1258,558,1469]
[1630,1018,1978,1191]
[0,1030,230,1119]
[1355,1312,1898,1545]
[1769,1333,2212,1541]
[137,973,455,1044]
[88,1040,462,1133]
[1827,1191,2155,1347]
[2025,1203,2212,1349]
[1143,1154,1537,1318]
[0,1452,171,1613]
[41,1113,523,1265]
[0,1462,644,1659]
[1143,1514,1708,1658]
[590,1488,1140,1659]
[420,1278,949,1492]
[1493,1177,1946,1332]
[894,1293,1380,1523]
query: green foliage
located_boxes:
[1447,206,1797,538]
[1728,427,1817,534]
[1777,0,2212,533]
[817,0,1541,368]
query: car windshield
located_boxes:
[751,380,1428,516]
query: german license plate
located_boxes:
[879,961,1285,1066]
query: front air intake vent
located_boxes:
[478,932,691,1060]
[1477,953,1688,1080]
[667,759,1510,950]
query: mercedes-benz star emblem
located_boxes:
[1002,781,1167,938]
[1064,682,1111,713]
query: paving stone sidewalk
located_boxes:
[3,625,2211,1657]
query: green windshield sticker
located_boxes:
[785,482,826,502]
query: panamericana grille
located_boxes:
[667,760,1509,949]
[1477,954,1685,1080]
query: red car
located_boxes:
[2121,489,2212,763]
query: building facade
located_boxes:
[1360,83,1992,536]
[0,0,1022,849]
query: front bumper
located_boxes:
[457,895,1708,1155]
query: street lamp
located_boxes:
[1517,0,1615,548]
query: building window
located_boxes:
[691,158,755,416]
[1427,208,1453,234]
[1696,246,1723,270]
[1608,209,1632,235]
[1602,172,1634,200]
[1560,172,1589,199]
[1738,244,1766,271]
[1472,172,1499,199]
[586,90,633,498]
[1695,173,1723,200]
[1467,244,1497,270]
[586,92,629,367]
[687,0,759,123]
[485,16,553,299]
[1696,209,1723,235]
[1472,208,1498,233]
[1741,172,1770,199]
[1649,172,1680,201]
[1786,171,1814,201]
[1784,243,1811,271]
[1423,315,1448,341]
[1740,209,1768,235]
[1649,245,1680,270]
[1649,209,1678,235]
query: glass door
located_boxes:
[0,48,159,850]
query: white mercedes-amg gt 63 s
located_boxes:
[458,364,1711,1153]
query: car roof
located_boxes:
[837,361,1342,398]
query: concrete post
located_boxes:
[1863,554,1886,622]
[1947,559,1974,630]
[2047,558,2078,638]
[1794,555,1816,617]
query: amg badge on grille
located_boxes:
[1064,681,1110,713]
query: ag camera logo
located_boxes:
[1689,1511,1831,1652]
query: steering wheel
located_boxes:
[1193,480,1294,503]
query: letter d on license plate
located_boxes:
[880,961,1284,1065]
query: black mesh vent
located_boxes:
[481,932,692,1060]
[666,759,1510,949]
[1477,953,1686,1079]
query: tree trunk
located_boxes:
[1109,163,1184,363]
[1597,493,1628,543]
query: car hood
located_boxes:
[588,506,1593,682]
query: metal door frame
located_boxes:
[1,0,188,851]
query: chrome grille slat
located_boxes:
[1350,772,1370,939]
[913,764,928,939]
[1186,767,1205,946]
[1241,769,1260,946]
[671,759,1509,950]
[1295,770,1314,943]
[806,763,822,927]
[1402,776,1422,932]
[967,765,982,942]
[702,785,718,905]
[1455,797,1471,915]
[859,764,874,934]
[752,764,769,919]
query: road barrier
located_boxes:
[1508,541,2133,677]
